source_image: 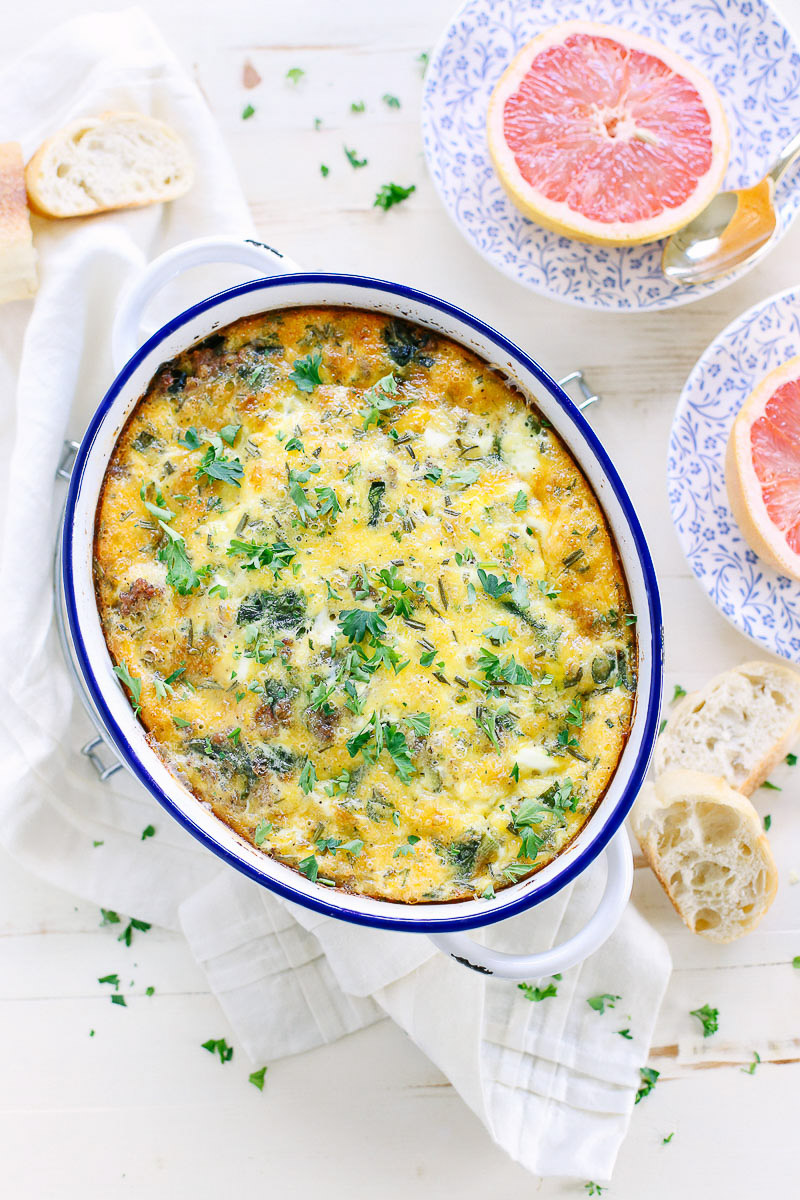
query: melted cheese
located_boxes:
[94,307,636,903]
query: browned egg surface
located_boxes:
[94,307,636,902]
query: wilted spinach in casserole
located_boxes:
[94,306,636,902]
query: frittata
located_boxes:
[94,306,636,903]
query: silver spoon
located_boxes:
[661,130,800,286]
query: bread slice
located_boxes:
[632,769,777,942]
[25,112,193,218]
[654,660,800,794]
[0,142,37,302]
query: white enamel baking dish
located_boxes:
[60,235,662,979]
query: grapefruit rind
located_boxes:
[487,21,730,247]
[726,354,800,582]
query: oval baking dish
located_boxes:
[59,236,663,977]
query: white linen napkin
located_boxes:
[0,8,671,1182]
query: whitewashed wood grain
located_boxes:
[2,0,800,1195]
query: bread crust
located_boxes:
[25,112,193,219]
[632,769,778,942]
[654,660,800,794]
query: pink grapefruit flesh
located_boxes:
[487,21,729,246]
[726,355,800,581]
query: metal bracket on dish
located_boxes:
[557,370,600,413]
[81,735,124,781]
[56,440,80,482]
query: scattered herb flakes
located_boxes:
[689,1004,719,1037]
[241,104,255,120]
[299,759,317,794]
[110,994,127,1007]
[100,909,121,926]
[584,1185,605,1197]
[635,1066,659,1103]
[202,1037,234,1063]
[671,684,686,702]
[98,973,120,988]
[286,67,304,84]
[518,979,558,1002]
[383,94,401,108]
[417,51,429,75]
[141,824,156,841]
[344,145,367,169]
[787,753,797,766]
[320,163,330,177]
[618,1028,633,1039]
[350,100,365,113]
[662,1132,674,1144]
[587,993,620,1014]
[793,956,800,968]
[146,986,155,997]
[741,1051,760,1075]
[761,780,781,791]
[93,840,104,848]
[249,1066,268,1091]
[89,1030,95,1037]
[118,918,152,947]
[512,490,528,512]
[764,814,772,831]
[658,719,667,736]
[374,182,415,210]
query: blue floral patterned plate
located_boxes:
[669,287,800,662]
[421,0,800,312]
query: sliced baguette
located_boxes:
[25,112,193,218]
[632,769,777,942]
[0,142,37,302]
[654,660,800,795]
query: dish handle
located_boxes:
[428,828,633,980]
[111,234,300,372]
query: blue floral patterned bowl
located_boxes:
[422,0,800,312]
[669,286,800,663]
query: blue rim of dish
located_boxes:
[61,271,663,934]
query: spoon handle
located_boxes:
[769,129,800,185]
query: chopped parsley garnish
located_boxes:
[787,753,797,766]
[196,436,244,487]
[298,854,319,882]
[449,466,480,488]
[672,684,686,702]
[662,1132,674,1144]
[100,909,120,926]
[118,917,151,947]
[288,466,321,523]
[141,824,155,841]
[403,712,431,738]
[618,1028,633,1039]
[346,712,415,782]
[158,524,200,594]
[761,779,781,791]
[314,485,341,519]
[299,759,317,794]
[383,94,401,108]
[584,1185,605,1197]
[690,1004,719,1037]
[98,973,120,988]
[374,182,415,210]
[477,568,512,600]
[513,490,528,512]
[249,1066,268,1090]
[110,994,127,1007]
[290,352,323,392]
[202,1037,234,1063]
[320,163,330,177]
[518,980,558,1002]
[587,993,620,1014]
[242,104,255,120]
[635,1066,659,1103]
[113,663,142,715]
[228,538,296,573]
[254,819,272,846]
[537,579,559,601]
[344,145,367,168]
[338,608,388,644]
[477,648,532,688]
[793,956,800,968]
[361,373,405,429]
[417,51,429,75]
[393,834,420,858]
[764,814,771,831]
[350,100,365,113]
[742,1051,760,1075]
[286,67,304,84]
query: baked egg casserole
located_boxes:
[94,307,636,902]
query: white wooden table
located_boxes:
[2,2,800,1195]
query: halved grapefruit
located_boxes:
[487,21,729,246]
[727,356,800,581]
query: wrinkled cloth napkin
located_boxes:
[0,8,671,1182]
